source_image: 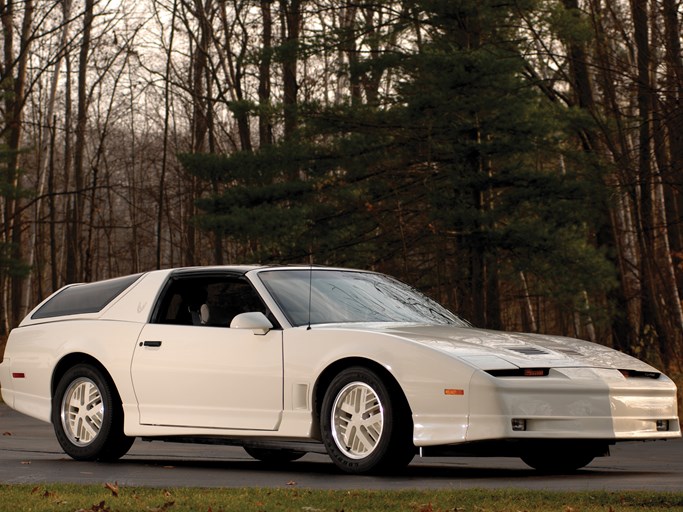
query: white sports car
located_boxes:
[0,266,679,474]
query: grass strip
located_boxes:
[0,485,681,512]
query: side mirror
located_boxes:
[230,312,273,335]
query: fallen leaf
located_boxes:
[287,480,297,486]
[104,482,119,497]
[149,500,175,512]
[2,431,12,436]
[20,461,31,465]
[75,500,111,512]
[95,500,110,511]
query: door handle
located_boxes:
[142,340,162,347]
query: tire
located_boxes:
[244,447,305,464]
[52,364,134,462]
[320,366,414,474]
[521,446,595,473]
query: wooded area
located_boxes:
[1,0,682,373]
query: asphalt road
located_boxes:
[1,403,682,491]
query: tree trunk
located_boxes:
[259,0,274,147]
[24,0,72,302]
[631,0,683,369]
[1,0,34,327]
[185,0,213,266]
[217,0,251,152]
[340,2,362,104]
[280,0,300,141]
[190,0,210,154]
[581,0,643,351]
[661,0,683,253]
[68,0,95,283]
[157,0,178,269]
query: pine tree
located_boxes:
[182,0,615,332]
[388,0,615,327]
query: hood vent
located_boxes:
[505,346,549,356]
[557,348,582,356]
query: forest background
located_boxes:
[0,0,682,378]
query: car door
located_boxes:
[130,274,283,430]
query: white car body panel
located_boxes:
[1,265,679,468]
[131,324,283,430]
[1,320,144,423]
[101,270,171,324]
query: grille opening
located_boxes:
[619,369,660,379]
[487,368,550,378]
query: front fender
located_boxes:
[282,327,478,445]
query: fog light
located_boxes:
[656,420,669,432]
[511,419,526,431]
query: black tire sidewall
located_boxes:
[52,364,116,461]
[521,448,595,473]
[243,447,305,463]
[320,366,401,474]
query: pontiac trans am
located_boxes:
[0,266,679,474]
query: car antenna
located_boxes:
[307,263,313,330]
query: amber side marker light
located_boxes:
[444,389,465,396]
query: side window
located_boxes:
[32,273,142,319]
[203,280,266,327]
[154,279,205,325]
[154,276,268,327]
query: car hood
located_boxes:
[325,323,657,372]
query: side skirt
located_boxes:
[140,436,328,454]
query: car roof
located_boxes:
[18,265,372,327]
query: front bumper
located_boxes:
[466,367,680,442]
[414,367,680,447]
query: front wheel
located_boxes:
[320,366,414,474]
[52,364,134,461]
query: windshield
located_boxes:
[258,269,468,327]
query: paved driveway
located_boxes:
[1,404,681,491]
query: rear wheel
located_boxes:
[52,364,134,461]
[320,366,414,474]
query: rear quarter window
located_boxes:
[31,274,142,319]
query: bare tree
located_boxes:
[0,0,35,330]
